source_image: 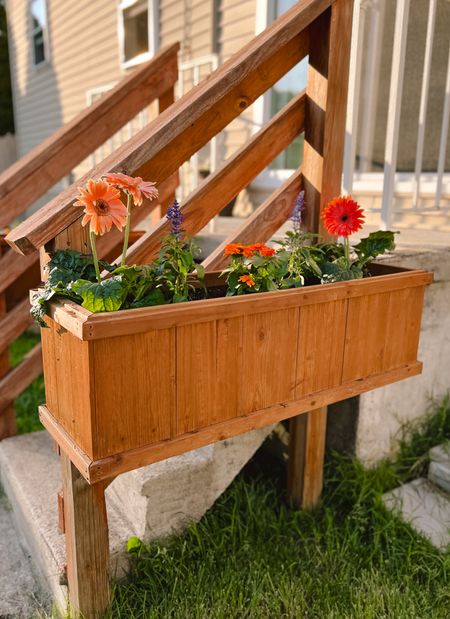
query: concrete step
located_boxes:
[0,492,50,618]
[383,478,450,550]
[107,425,274,540]
[0,426,273,612]
[0,432,136,612]
[428,442,450,495]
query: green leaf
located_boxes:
[321,260,363,284]
[129,289,166,308]
[195,263,205,280]
[70,278,127,313]
[354,231,397,265]
[127,536,143,554]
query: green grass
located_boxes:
[104,398,450,619]
[9,332,44,433]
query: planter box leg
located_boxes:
[287,407,327,510]
[61,452,110,618]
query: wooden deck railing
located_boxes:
[6,0,354,615]
[7,0,353,500]
[0,43,180,439]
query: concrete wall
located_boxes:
[353,249,450,465]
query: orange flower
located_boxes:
[224,243,244,256]
[103,172,159,206]
[239,274,255,287]
[249,243,265,251]
[322,195,365,237]
[242,245,255,258]
[259,245,276,257]
[75,179,127,236]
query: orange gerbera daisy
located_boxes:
[75,179,127,236]
[259,245,276,257]
[242,245,255,258]
[103,173,159,206]
[224,243,244,256]
[239,274,255,287]
[322,195,365,237]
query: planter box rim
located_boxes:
[39,265,433,341]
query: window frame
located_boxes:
[117,0,159,70]
[252,0,303,189]
[29,0,50,68]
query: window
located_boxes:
[269,0,307,171]
[30,0,48,65]
[253,0,308,185]
[118,0,158,68]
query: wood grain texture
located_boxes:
[240,309,299,414]
[6,0,328,255]
[342,286,425,383]
[296,300,347,398]
[91,329,176,459]
[0,250,39,295]
[287,407,327,509]
[78,269,432,341]
[39,362,423,483]
[41,323,95,457]
[202,169,303,272]
[61,452,110,618]
[0,242,16,438]
[0,297,33,352]
[40,268,430,467]
[289,0,355,510]
[302,0,354,238]
[123,92,306,266]
[0,43,179,229]
[176,322,216,434]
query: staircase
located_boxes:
[0,425,273,613]
[383,442,450,550]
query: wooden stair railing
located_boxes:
[6,1,354,616]
[0,43,180,439]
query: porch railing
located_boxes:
[343,0,450,228]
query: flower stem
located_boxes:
[344,236,350,266]
[90,231,101,284]
[121,193,132,267]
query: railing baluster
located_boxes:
[412,0,437,210]
[358,0,385,174]
[343,0,365,194]
[381,0,410,230]
[436,41,450,209]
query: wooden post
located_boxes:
[61,452,110,618]
[287,0,354,510]
[0,239,17,439]
[52,222,111,617]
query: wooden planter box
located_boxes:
[39,264,432,483]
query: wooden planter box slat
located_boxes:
[39,265,432,483]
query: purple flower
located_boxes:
[292,190,305,232]
[166,199,184,239]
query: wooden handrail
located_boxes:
[124,91,306,266]
[0,42,179,230]
[6,0,332,255]
[0,344,42,411]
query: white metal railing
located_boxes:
[343,0,450,229]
